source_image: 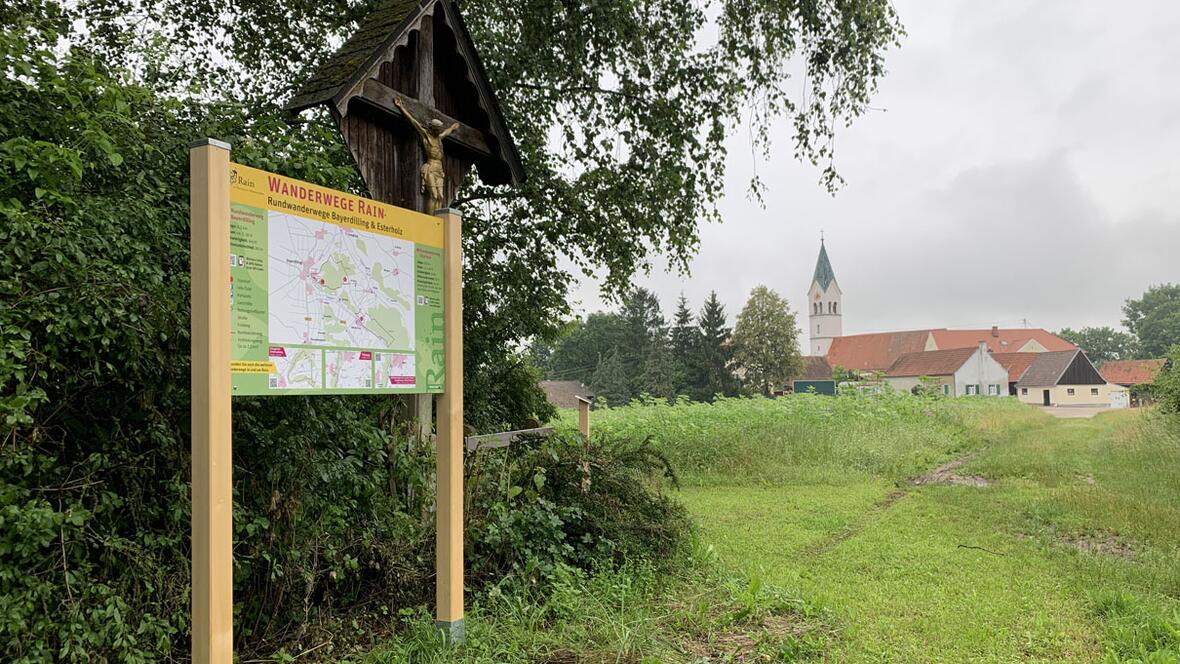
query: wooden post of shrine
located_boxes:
[406,11,435,448]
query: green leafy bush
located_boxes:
[1152,347,1180,415]
[467,432,689,586]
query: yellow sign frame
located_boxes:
[190,139,467,661]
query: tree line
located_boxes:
[1057,283,1180,363]
[534,286,804,405]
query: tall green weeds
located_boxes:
[577,393,1044,485]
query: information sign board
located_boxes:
[228,163,444,394]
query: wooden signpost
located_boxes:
[190,139,233,664]
[189,0,522,659]
[434,208,464,638]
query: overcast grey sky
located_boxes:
[568,1,1180,340]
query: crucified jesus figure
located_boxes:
[394,97,460,211]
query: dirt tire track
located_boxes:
[804,452,991,557]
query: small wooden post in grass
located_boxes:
[434,207,465,643]
[577,395,592,441]
[189,138,233,664]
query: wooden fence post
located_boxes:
[577,395,591,440]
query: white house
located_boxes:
[885,343,1010,397]
[1014,349,1128,407]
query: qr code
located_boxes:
[269,377,278,388]
[365,379,372,388]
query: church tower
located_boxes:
[808,239,843,355]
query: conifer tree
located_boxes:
[590,347,631,406]
[669,294,700,394]
[639,333,679,402]
[621,287,666,376]
[696,291,738,400]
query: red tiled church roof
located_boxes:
[929,328,1075,353]
[1099,359,1168,386]
[826,330,933,372]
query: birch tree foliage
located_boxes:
[74,0,903,294]
[732,286,803,395]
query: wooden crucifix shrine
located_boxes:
[285,0,524,645]
[285,0,523,212]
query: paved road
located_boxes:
[1039,406,1112,419]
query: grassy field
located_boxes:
[617,396,1180,662]
[367,396,1180,662]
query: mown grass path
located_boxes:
[681,410,1180,662]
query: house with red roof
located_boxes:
[991,352,1039,395]
[1098,358,1169,388]
[823,326,1075,375]
[884,343,1010,397]
[1099,358,1170,405]
[1012,350,1128,407]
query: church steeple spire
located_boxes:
[808,237,843,356]
[812,238,837,292]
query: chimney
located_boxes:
[991,325,999,338]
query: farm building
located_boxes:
[992,352,1039,396]
[884,343,1009,397]
[822,327,1076,375]
[1100,358,1170,406]
[1013,350,1127,407]
[792,355,836,395]
[1099,358,1169,388]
